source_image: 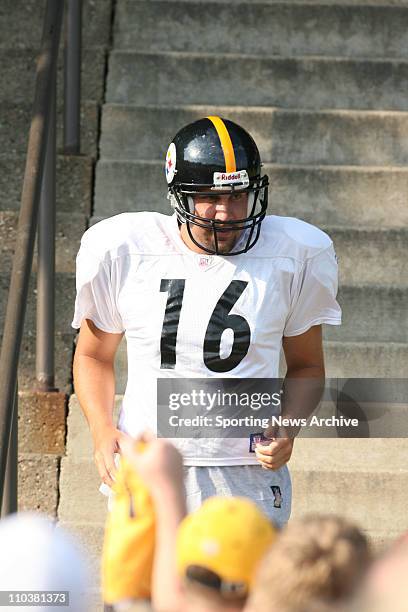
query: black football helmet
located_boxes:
[165,116,269,255]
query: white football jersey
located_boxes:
[71,212,342,465]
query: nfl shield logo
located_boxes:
[199,256,211,268]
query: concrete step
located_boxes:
[322,341,408,378]
[58,458,108,523]
[114,1,408,60]
[107,51,408,110]
[291,438,408,473]
[290,465,408,543]
[332,285,408,343]
[117,0,408,7]
[0,0,112,50]
[0,47,106,105]
[100,104,408,167]
[0,155,93,213]
[327,227,408,287]
[291,440,408,544]
[0,212,86,275]
[94,160,408,228]
[0,101,99,160]
[18,453,60,516]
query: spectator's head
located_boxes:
[247,514,371,612]
[353,530,408,612]
[176,496,277,611]
[0,512,90,611]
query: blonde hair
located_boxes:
[248,515,371,611]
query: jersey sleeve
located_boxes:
[71,244,124,334]
[283,244,342,337]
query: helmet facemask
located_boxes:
[169,175,269,256]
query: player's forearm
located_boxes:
[73,354,116,435]
[281,366,325,435]
[265,366,325,439]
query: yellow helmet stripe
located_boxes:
[207,116,237,173]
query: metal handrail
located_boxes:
[64,0,82,154]
[0,0,82,514]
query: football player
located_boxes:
[72,116,342,527]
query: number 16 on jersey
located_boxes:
[160,279,251,373]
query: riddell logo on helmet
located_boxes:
[221,173,240,181]
[214,170,249,187]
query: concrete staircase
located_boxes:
[56,0,408,607]
[91,0,408,378]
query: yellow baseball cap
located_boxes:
[102,441,155,604]
[176,496,277,597]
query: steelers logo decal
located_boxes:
[165,142,177,184]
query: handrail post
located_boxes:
[64,0,82,154]
[37,63,58,393]
[1,384,18,517]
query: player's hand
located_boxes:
[120,432,184,501]
[91,424,132,487]
[255,437,294,470]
